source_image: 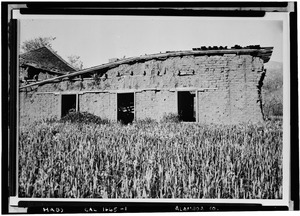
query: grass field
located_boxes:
[18,117,283,199]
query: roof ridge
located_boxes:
[45,46,78,71]
[20,46,46,57]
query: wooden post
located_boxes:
[115,93,118,122]
[196,90,199,122]
[175,90,178,115]
[134,91,136,121]
[59,93,62,118]
[76,94,79,112]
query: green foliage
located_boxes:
[263,90,283,117]
[160,113,180,123]
[262,62,283,118]
[134,118,157,125]
[92,74,101,85]
[60,112,110,125]
[67,55,84,70]
[21,37,84,71]
[21,36,56,53]
[19,120,282,199]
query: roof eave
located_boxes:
[19,47,273,90]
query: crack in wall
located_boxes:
[257,68,266,120]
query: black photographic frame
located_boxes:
[2,1,298,213]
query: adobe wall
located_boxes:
[19,53,265,125]
[78,93,116,120]
[135,90,177,120]
[196,54,264,124]
[19,92,60,125]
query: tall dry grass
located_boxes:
[18,119,282,199]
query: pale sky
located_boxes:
[19,16,283,68]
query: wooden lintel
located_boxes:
[140,88,159,92]
[35,92,60,95]
[169,87,218,92]
[24,87,218,95]
[80,90,109,94]
[110,89,137,94]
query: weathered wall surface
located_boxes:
[195,54,264,124]
[135,90,177,120]
[19,92,60,125]
[78,93,117,120]
[19,53,265,125]
[32,54,263,92]
[38,72,57,80]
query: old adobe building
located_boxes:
[19,46,273,125]
[19,46,77,83]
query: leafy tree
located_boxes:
[21,36,56,53]
[263,91,283,117]
[262,62,283,118]
[67,55,84,70]
[21,36,84,70]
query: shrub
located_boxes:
[134,117,157,125]
[160,113,180,123]
[262,65,283,118]
[60,111,110,125]
[263,91,283,118]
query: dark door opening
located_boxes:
[178,91,196,122]
[61,94,77,117]
[117,93,134,124]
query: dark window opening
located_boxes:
[178,91,196,122]
[117,93,134,124]
[61,94,77,117]
[24,66,40,80]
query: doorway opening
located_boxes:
[61,94,77,117]
[117,93,134,124]
[178,91,196,122]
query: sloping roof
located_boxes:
[20,46,77,73]
[20,46,273,89]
